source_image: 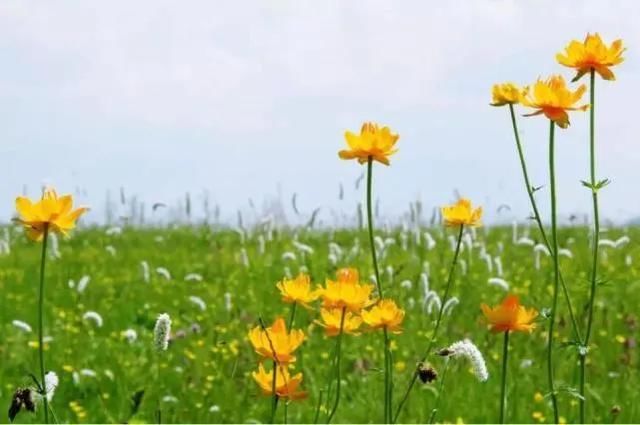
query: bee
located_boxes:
[417,362,438,384]
[8,388,35,423]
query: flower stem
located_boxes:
[384,328,391,423]
[508,104,582,343]
[581,67,599,424]
[327,307,346,424]
[427,358,450,424]
[38,224,50,424]
[499,331,510,424]
[270,360,278,424]
[288,302,298,329]
[392,224,464,423]
[366,156,383,298]
[547,119,560,424]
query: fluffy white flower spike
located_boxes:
[441,339,489,382]
[154,313,172,352]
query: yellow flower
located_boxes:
[15,188,88,241]
[248,317,304,364]
[318,268,374,312]
[481,295,538,333]
[252,363,307,400]
[521,75,588,128]
[276,273,320,308]
[315,308,362,336]
[557,33,625,82]
[441,198,482,228]
[339,122,399,166]
[490,83,524,106]
[361,299,404,333]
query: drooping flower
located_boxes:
[15,188,88,241]
[361,299,405,334]
[521,75,588,128]
[248,317,305,364]
[318,268,374,312]
[441,198,482,228]
[481,295,538,333]
[440,339,489,382]
[276,273,320,308]
[339,122,399,166]
[154,313,172,351]
[556,33,625,82]
[315,308,362,336]
[252,363,307,400]
[490,83,525,107]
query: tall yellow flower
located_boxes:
[316,308,362,336]
[339,122,399,166]
[481,295,538,333]
[521,75,588,128]
[557,33,625,82]
[318,268,374,312]
[248,317,304,364]
[490,83,525,107]
[361,299,404,334]
[252,363,307,400]
[441,198,482,228]
[15,188,88,241]
[276,273,320,308]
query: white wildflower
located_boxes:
[44,372,59,402]
[400,280,413,290]
[12,320,32,333]
[77,275,91,293]
[105,245,117,256]
[224,292,232,312]
[154,313,171,351]
[445,339,489,382]
[282,251,297,262]
[122,328,138,343]
[516,237,535,247]
[488,277,509,291]
[141,261,150,283]
[189,296,206,311]
[558,248,573,259]
[83,311,103,328]
[442,297,459,316]
[156,267,171,281]
[80,369,97,378]
[105,226,122,236]
[184,273,203,282]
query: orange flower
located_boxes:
[339,122,399,166]
[557,33,625,82]
[276,273,320,308]
[318,268,374,312]
[521,75,588,128]
[252,363,307,400]
[15,188,88,241]
[481,295,538,333]
[361,299,404,334]
[315,308,362,336]
[441,198,482,228]
[248,317,304,364]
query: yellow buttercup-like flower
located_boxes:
[318,268,374,313]
[490,83,525,107]
[441,198,482,228]
[339,122,399,166]
[276,273,320,308]
[521,75,588,129]
[481,294,538,333]
[15,188,88,242]
[557,33,625,82]
[361,299,404,334]
[315,308,362,337]
[248,317,304,364]
[252,363,307,400]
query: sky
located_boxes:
[1,1,639,226]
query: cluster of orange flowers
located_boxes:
[248,268,406,400]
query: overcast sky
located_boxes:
[1,1,638,226]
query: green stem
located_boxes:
[508,104,582,343]
[499,331,510,424]
[327,308,346,424]
[581,68,599,424]
[38,225,50,424]
[384,328,391,423]
[392,224,464,423]
[547,119,560,424]
[312,390,324,424]
[427,359,450,424]
[288,302,298,329]
[366,156,383,298]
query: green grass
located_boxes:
[1,224,638,424]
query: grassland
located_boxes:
[0,223,638,424]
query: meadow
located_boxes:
[1,220,638,423]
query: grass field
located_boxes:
[1,222,638,424]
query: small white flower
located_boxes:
[162,395,178,403]
[77,275,91,293]
[224,293,232,313]
[141,261,150,283]
[82,311,103,328]
[122,328,138,343]
[400,280,413,290]
[154,313,171,352]
[445,339,489,382]
[516,237,535,247]
[442,297,459,316]
[80,369,97,378]
[104,370,115,380]
[534,244,551,256]
[209,405,221,413]
[282,251,297,262]
[185,273,203,282]
[488,277,509,291]
[12,320,32,333]
[105,245,117,256]
[105,226,122,236]
[156,267,171,281]
[189,296,206,311]
[44,371,59,402]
